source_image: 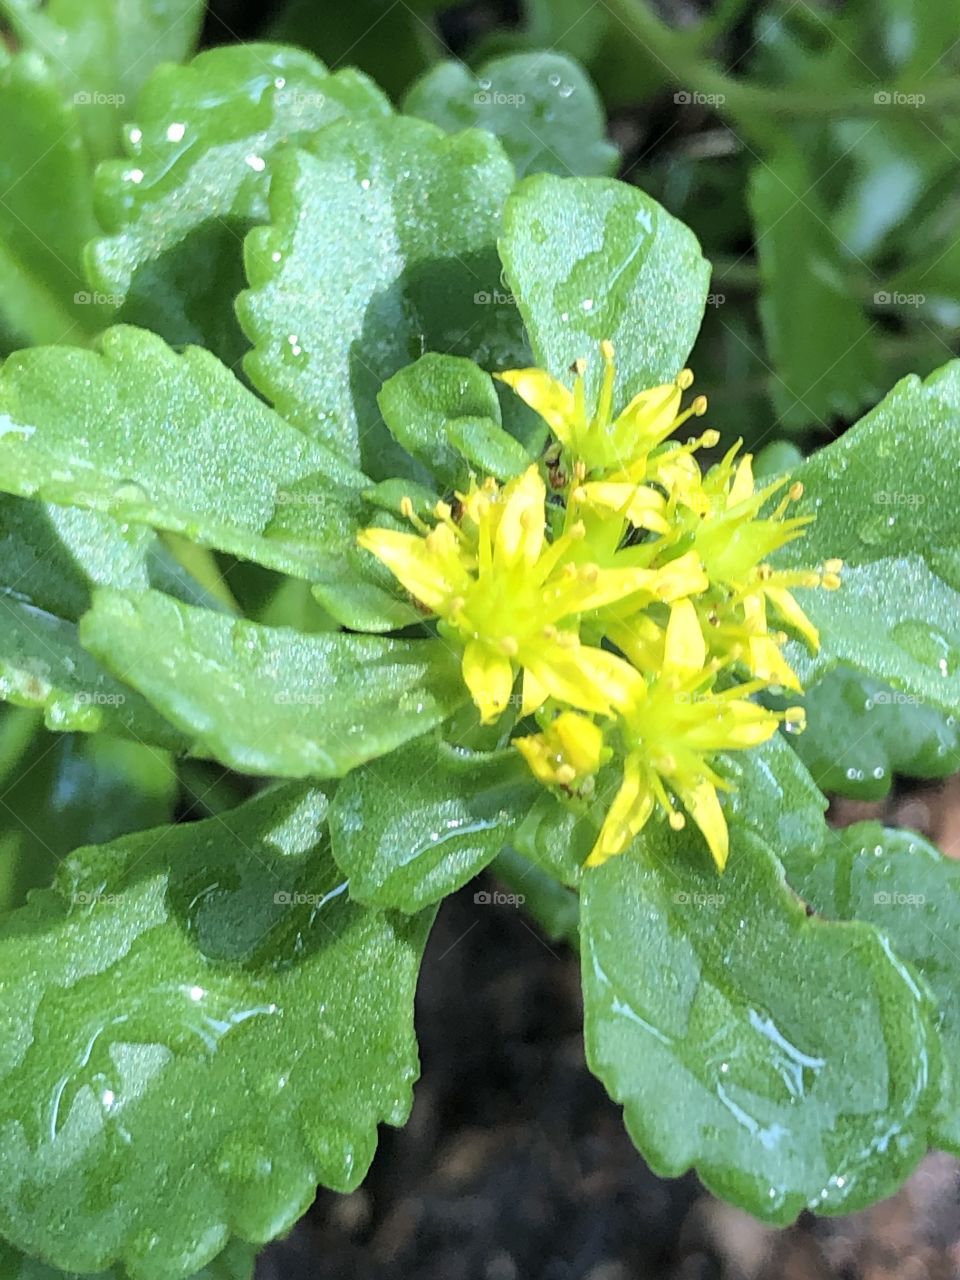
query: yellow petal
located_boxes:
[462,639,514,724]
[728,453,755,507]
[525,638,641,716]
[514,733,557,787]
[652,551,708,601]
[614,383,681,451]
[764,584,820,652]
[496,369,576,446]
[585,756,653,865]
[357,527,456,612]
[675,777,729,870]
[495,465,546,569]
[746,634,803,692]
[663,598,706,674]
[552,711,604,775]
[521,666,548,716]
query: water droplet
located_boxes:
[245,154,266,172]
[166,121,186,142]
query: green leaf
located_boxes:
[492,848,580,947]
[720,731,829,864]
[768,668,960,799]
[0,493,224,622]
[328,735,536,912]
[403,52,619,179]
[80,588,467,779]
[0,783,432,1278]
[499,173,710,407]
[0,707,176,914]
[239,117,527,478]
[87,44,391,362]
[0,51,105,346]
[0,595,185,745]
[0,326,414,631]
[378,353,528,490]
[581,822,939,1223]
[749,150,881,433]
[0,1236,256,1280]
[0,0,205,159]
[782,821,960,1150]
[778,360,960,718]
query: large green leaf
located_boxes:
[239,116,526,478]
[778,360,960,717]
[0,0,205,158]
[749,150,881,433]
[499,173,710,405]
[0,1237,256,1280]
[328,734,536,912]
[783,821,960,1152]
[80,588,467,779]
[403,52,619,179]
[0,784,432,1279]
[768,668,960,799]
[0,326,414,630]
[0,51,105,346]
[581,822,939,1222]
[87,44,390,363]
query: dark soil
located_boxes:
[255,778,960,1280]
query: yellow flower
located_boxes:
[497,340,707,478]
[586,600,798,870]
[358,466,648,724]
[514,711,606,797]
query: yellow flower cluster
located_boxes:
[359,342,840,871]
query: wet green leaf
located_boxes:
[783,821,960,1151]
[0,326,414,631]
[499,174,710,407]
[329,735,536,912]
[404,52,618,179]
[581,821,939,1223]
[0,1235,256,1279]
[80,588,467,779]
[778,360,960,718]
[0,784,432,1279]
[0,0,205,159]
[768,668,960,799]
[239,116,526,478]
[87,44,390,362]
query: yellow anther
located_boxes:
[677,368,695,391]
[789,481,804,501]
[600,339,615,362]
[501,636,519,656]
[824,558,844,573]
[822,572,842,590]
[669,811,686,831]
[691,394,708,417]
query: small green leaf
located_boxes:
[329,735,536,912]
[87,44,390,361]
[0,326,413,631]
[239,117,527,477]
[749,150,881,432]
[0,784,432,1278]
[768,668,960,799]
[499,173,710,406]
[0,595,184,745]
[778,360,960,717]
[0,0,206,159]
[783,821,960,1151]
[0,51,104,346]
[581,822,939,1222]
[80,588,467,779]
[403,52,619,179]
[378,353,527,490]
